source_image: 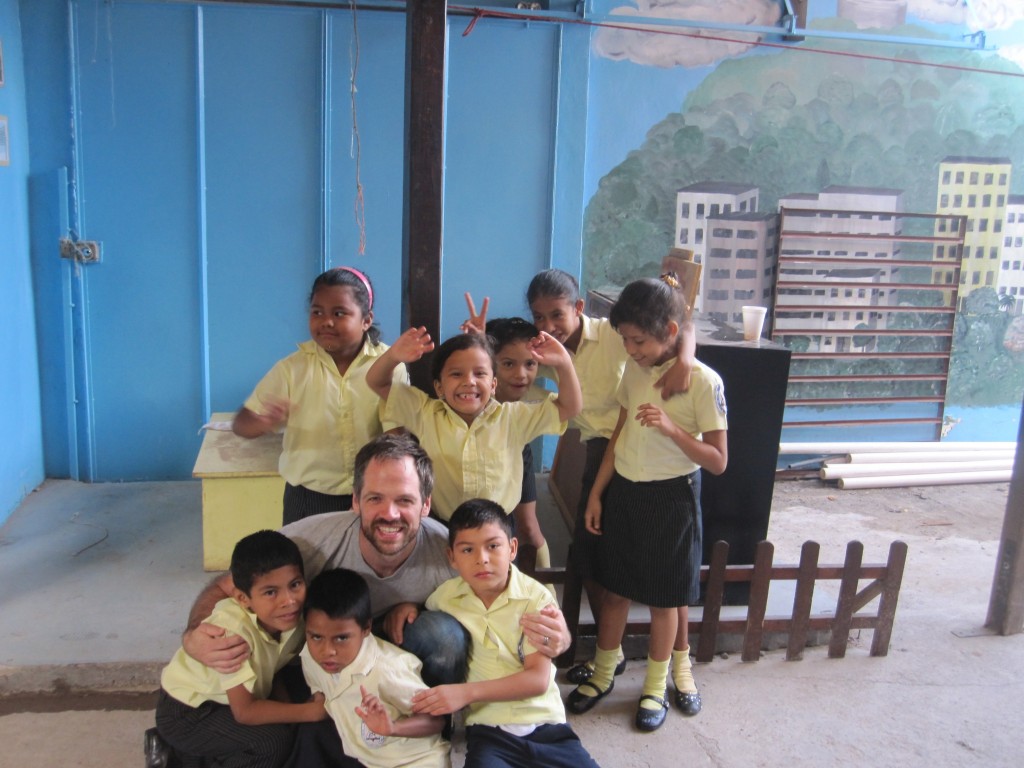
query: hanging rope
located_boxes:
[349,0,367,255]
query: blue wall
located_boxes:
[0,0,45,523]
[10,0,585,489]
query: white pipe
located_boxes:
[821,459,1012,480]
[837,469,1012,490]
[840,450,1015,464]
[780,441,1015,455]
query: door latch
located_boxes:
[59,238,101,263]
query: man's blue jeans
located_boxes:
[376,609,471,686]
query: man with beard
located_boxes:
[182,433,570,687]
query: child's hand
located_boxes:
[355,685,395,736]
[390,327,435,363]
[460,292,490,336]
[584,497,603,536]
[528,331,569,367]
[635,403,679,438]
[257,395,291,428]
[655,357,692,397]
[309,691,328,721]
[411,684,470,716]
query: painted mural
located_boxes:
[581,0,1024,440]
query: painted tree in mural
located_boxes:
[583,25,1024,406]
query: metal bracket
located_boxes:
[59,238,101,263]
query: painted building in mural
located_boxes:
[701,211,777,326]
[1000,195,1024,313]
[934,157,1012,302]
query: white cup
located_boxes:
[741,305,767,342]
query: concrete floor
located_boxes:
[2,477,1024,767]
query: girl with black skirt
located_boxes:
[565,274,728,733]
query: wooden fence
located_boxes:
[531,538,908,667]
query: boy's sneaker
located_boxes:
[144,727,171,768]
[565,656,627,685]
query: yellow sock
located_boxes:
[535,541,551,568]
[641,657,670,709]
[579,646,620,697]
[672,646,697,693]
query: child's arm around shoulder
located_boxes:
[225,683,327,726]
[655,318,696,398]
[528,331,582,422]
[409,651,551,717]
[366,327,434,400]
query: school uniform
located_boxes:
[595,359,727,608]
[383,383,565,521]
[426,568,601,768]
[156,598,305,768]
[540,315,626,578]
[245,339,405,522]
[300,635,450,768]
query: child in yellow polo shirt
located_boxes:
[411,499,601,768]
[153,531,326,768]
[232,267,404,524]
[566,275,727,733]
[526,268,697,687]
[364,328,582,522]
[299,568,450,768]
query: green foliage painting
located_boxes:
[583,23,1024,407]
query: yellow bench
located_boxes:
[193,412,285,571]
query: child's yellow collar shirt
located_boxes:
[300,635,450,768]
[541,314,626,442]
[425,566,565,728]
[614,358,728,482]
[244,339,405,496]
[383,384,565,520]
[160,598,303,708]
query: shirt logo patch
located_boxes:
[714,382,727,417]
[361,721,387,749]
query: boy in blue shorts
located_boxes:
[411,499,601,768]
[298,568,450,768]
[152,530,326,768]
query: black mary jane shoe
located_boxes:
[674,688,702,716]
[565,657,628,685]
[635,693,669,732]
[566,679,615,715]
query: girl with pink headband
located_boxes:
[232,266,406,523]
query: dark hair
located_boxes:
[309,267,381,344]
[526,268,580,306]
[447,498,512,547]
[303,568,372,629]
[430,334,495,384]
[609,277,689,342]
[230,530,304,595]
[485,317,539,354]
[353,432,434,502]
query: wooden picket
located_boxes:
[533,538,908,667]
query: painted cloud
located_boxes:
[908,0,1024,30]
[592,0,782,69]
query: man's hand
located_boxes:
[520,603,571,658]
[182,622,251,674]
[383,602,420,646]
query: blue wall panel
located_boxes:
[0,0,45,522]
[326,11,406,343]
[442,18,560,336]
[203,7,324,413]
[74,3,202,478]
